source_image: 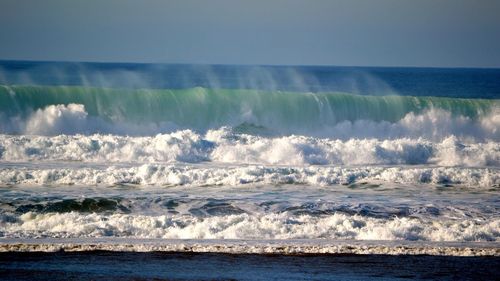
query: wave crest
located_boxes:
[1,86,498,139]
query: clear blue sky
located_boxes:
[1,0,499,67]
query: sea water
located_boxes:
[0,62,498,254]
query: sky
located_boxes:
[0,0,499,67]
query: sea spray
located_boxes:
[1,62,499,251]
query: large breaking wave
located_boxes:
[1,85,498,139]
[1,84,498,189]
[1,64,499,254]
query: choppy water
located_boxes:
[0,61,498,252]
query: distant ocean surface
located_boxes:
[0,61,499,260]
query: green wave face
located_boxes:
[0,85,497,131]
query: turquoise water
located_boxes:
[0,62,498,260]
[0,85,496,133]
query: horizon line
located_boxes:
[1,58,499,70]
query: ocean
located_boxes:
[0,61,499,280]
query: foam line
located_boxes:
[0,164,497,188]
[1,238,498,256]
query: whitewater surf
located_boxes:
[0,63,498,265]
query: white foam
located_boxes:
[24,104,89,135]
[0,164,497,188]
[1,211,498,243]
[1,129,498,166]
[2,103,180,136]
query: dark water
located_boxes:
[1,60,499,98]
[0,252,499,281]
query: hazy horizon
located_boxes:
[3,59,500,70]
[1,0,500,68]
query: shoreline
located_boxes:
[1,238,498,256]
